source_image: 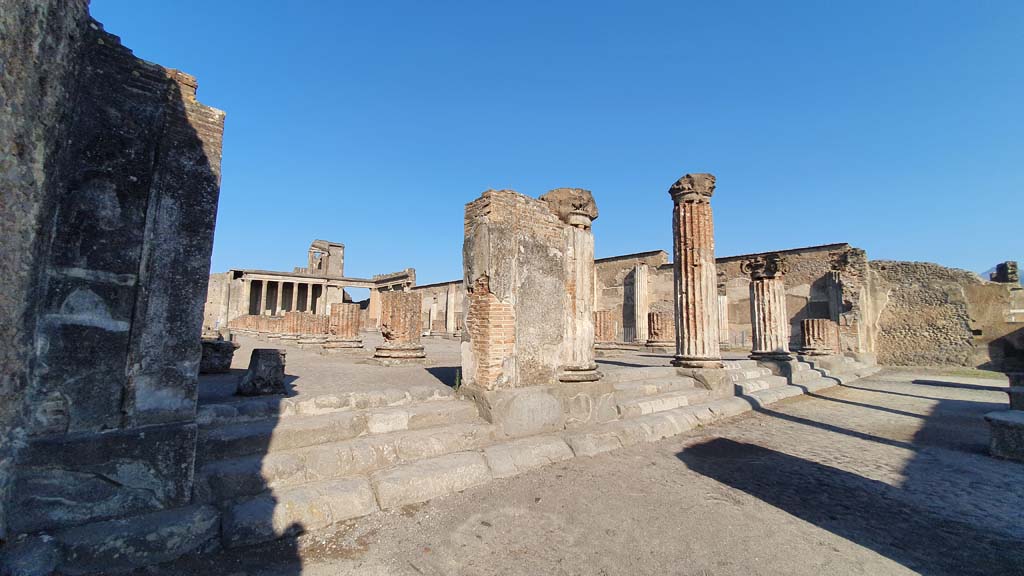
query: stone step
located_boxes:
[198,400,482,463]
[726,367,772,382]
[611,377,697,400]
[617,387,711,418]
[735,375,789,394]
[723,359,759,369]
[789,366,827,384]
[194,422,496,504]
[197,384,455,426]
[600,366,681,384]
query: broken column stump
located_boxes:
[323,303,363,352]
[200,338,238,374]
[646,311,676,350]
[799,318,840,356]
[743,253,794,361]
[237,349,287,396]
[373,290,426,364]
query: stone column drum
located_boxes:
[742,254,793,361]
[631,263,649,344]
[800,318,839,356]
[540,188,601,382]
[323,303,363,351]
[647,311,676,347]
[374,290,426,361]
[668,173,723,368]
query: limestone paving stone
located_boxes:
[483,436,575,479]
[371,451,493,510]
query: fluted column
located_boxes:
[668,173,722,368]
[717,294,730,347]
[646,311,675,347]
[743,254,793,360]
[632,263,649,344]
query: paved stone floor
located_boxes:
[159,368,1024,576]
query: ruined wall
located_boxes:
[203,272,233,331]
[1,1,224,541]
[413,281,464,335]
[595,251,669,341]
[869,261,1024,368]
[868,261,982,366]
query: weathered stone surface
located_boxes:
[221,478,377,548]
[371,451,492,510]
[990,261,1019,284]
[238,349,287,396]
[375,290,425,361]
[800,318,840,355]
[10,423,198,534]
[56,505,219,574]
[646,311,675,346]
[1009,373,1024,409]
[484,436,575,479]
[743,254,793,361]
[200,338,237,373]
[460,386,564,438]
[668,173,722,368]
[986,410,1024,462]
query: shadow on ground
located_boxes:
[679,374,1024,576]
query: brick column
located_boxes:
[647,311,675,347]
[668,173,722,368]
[368,288,381,329]
[258,280,267,316]
[274,281,283,315]
[323,303,363,351]
[305,283,312,312]
[290,282,298,312]
[742,253,793,360]
[373,290,425,362]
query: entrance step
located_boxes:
[611,376,697,400]
[735,375,789,394]
[194,421,496,504]
[616,388,711,418]
[197,384,455,426]
[198,400,481,463]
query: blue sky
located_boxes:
[92,1,1022,286]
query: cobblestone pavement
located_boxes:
[151,369,1024,576]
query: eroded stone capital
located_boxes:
[740,253,789,279]
[668,173,716,203]
[540,187,599,228]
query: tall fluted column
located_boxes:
[668,173,722,368]
[540,187,600,382]
[742,254,793,360]
[632,263,649,344]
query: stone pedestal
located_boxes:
[800,318,839,356]
[743,254,793,361]
[668,173,723,368]
[646,311,675,348]
[200,339,237,374]
[237,349,287,396]
[374,290,425,363]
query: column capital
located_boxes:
[540,187,598,229]
[668,173,715,204]
[741,253,789,280]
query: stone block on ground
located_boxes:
[238,348,287,396]
[55,505,219,575]
[200,338,237,374]
[371,451,491,509]
[986,410,1024,462]
[484,436,575,479]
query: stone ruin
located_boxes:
[991,261,1020,284]
[373,289,426,363]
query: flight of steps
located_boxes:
[195,385,494,548]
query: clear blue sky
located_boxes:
[93,0,1022,286]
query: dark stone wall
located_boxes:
[0,0,224,539]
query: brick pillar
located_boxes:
[631,263,649,344]
[305,283,312,312]
[742,254,793,361]
[274,281,283,315]
[373,290,425,361]
[669,173,722,368]
[594,310,616,344]
[324,303,363,350]
[290,282,298,312]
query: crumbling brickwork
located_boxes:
[466,276,516,389]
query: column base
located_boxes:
[671,356,724,369]
[373,343,426,360]
[798,346,833,356]
[321,339,363,353]
[750,351,794,361]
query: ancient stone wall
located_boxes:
[595,251,669,342]
[1,1,223,542]
[868,260,1024,367]
[412,280,464,335]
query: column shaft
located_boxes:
[632,263,649,343]
[258,280,267,316]
[749,276,792,359]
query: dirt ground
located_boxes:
[147,368,1024,576]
